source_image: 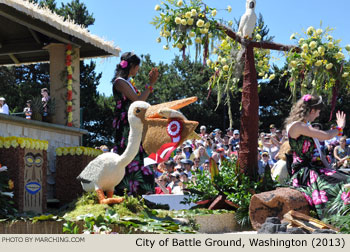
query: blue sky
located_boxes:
[57,0,350,96]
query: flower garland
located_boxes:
[332,126,343,136]
[129,78,141,96]
[66,44,73,127]
[0,136,48,150]
[56,146,103,157]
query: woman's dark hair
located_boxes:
[311,123,323,130]
[113,52,141,81]
[41,88,49,94]
[284,95,324,127]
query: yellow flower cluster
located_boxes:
[286,26,350,94]
[55,146,103,157]
[207,30,272,91]
[0,136,48,150]
[151,0,226,52]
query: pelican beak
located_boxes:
[145,96,197,119]
[141,97,199,155]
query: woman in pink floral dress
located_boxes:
[285,94,350,218]
[112,52,159,196]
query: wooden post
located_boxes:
[239,44,259,178]
[45,43,66,125]
[45,43,80,127]
[217,23,300,179]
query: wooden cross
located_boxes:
[218,23,301,179]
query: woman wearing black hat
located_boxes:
[180,159,194,180]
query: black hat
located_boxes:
[165,159,176,166]
[180,159,193,165]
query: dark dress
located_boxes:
[288,133,350,219]
[112,77,155,195]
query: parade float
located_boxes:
[1,0,350,234]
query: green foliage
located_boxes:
[30,0,95,28]
[286,25,350,100]
[75,191,100,206]
[184,158,278,227]
[324,214,350,234]
[258,65,293,130]
[31,214,58,223]
[30,96,44,121]
[0,168,17,218]
[63,221,80,234]
[76,209,119,234]
[56,0,95,28]
[151,0,222,58]
[135,55,232,131]
[122,191,146,214]
[62,192,198,234]
[0,64,49,114]
[186,170,218,202]
[80,61,113,147]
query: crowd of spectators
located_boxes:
[147,122,350,195]
[148,125,244,195]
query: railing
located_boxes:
[8,110,85,129]
[9,112,25,118]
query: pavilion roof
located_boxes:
[0,0,121,65]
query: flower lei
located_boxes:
[66,44,73,127]
[332,126,343,136]
[129,78,141,96]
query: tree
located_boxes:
[29,0,95,28]
[56,0,95,28]
[134,54,228,131]
[258,65,293,131]
[0,67,18,111]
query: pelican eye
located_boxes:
[136,108,141,113]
